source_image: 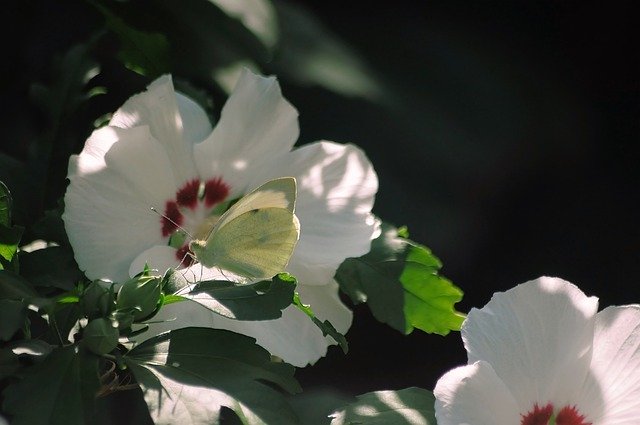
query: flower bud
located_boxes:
[116,275,162,321]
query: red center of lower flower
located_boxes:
[521,403,591,425]
[160,177,230,263]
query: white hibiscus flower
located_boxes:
[434,276,640,425]
[62,69,379,366]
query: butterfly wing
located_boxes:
[189,177,300,278]
[211,177,297,234]
[205,207,300,279]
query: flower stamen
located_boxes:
[521,403,591,425]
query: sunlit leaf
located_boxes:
[330,387,437,425]
[2,346,100,425]
[125,327,301,424]
[0,224,22,271]
[336,222,465,335]
[176,273,296,321]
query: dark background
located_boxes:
[290,0,639,398]
[2,0,638,420]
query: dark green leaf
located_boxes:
[0,183,22,270]
[30,202,70,246]
[292,293,348,353]
[82,318,119,355]
[330,387,437,425]
[19,246,82,290]
[0,181,12,226]
[100,0,270,87]
[0,270,38,300]
[2,346,100,425]
[0,299,27,341]
[81,280,115,319]
[335,222,465,335]
[179,273,296,321]
[45,303,83,346]
[94,3,170,78]
[0,348,20,380]
[9,339,54,358]
[125,327,301,425]
[1,341,55,380]
[28,39,102,215]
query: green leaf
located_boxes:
[94,3,170,78]
[0,299,28,341]
[178,273,296,321]
[44,303,83,346]
[125,327,301,425]
[30,201,70,246]
[19,246,82,290]
[0,270,38,300]
[81,318,119,355]
[335,222,465,335]
[81,280,115,319]
[0,348,20,380]
[0,224,23,269]
[9,339,54,358]
[2,346,100,425]
[1,340,55,380]
[0,181,12,226]
[0,183,23,270]
[329,387,437,425]
[292,293,348,353]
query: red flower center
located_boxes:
[160,177,230,263]
[521,403,591,425]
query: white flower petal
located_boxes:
[139,298,218,338]
[211,280,351,367]
[206,307,327,368]
[129,245,181,278]
[110,76,199,183]
[434,361,520,425]
[295,279,353,336]
[582,305,640,424]
[193,68,299,197]
[176,92,213,145]
[462,276,599,410]
[63,126,178,281]
[247,141,379,285]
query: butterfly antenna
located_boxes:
[150,206,194,239]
